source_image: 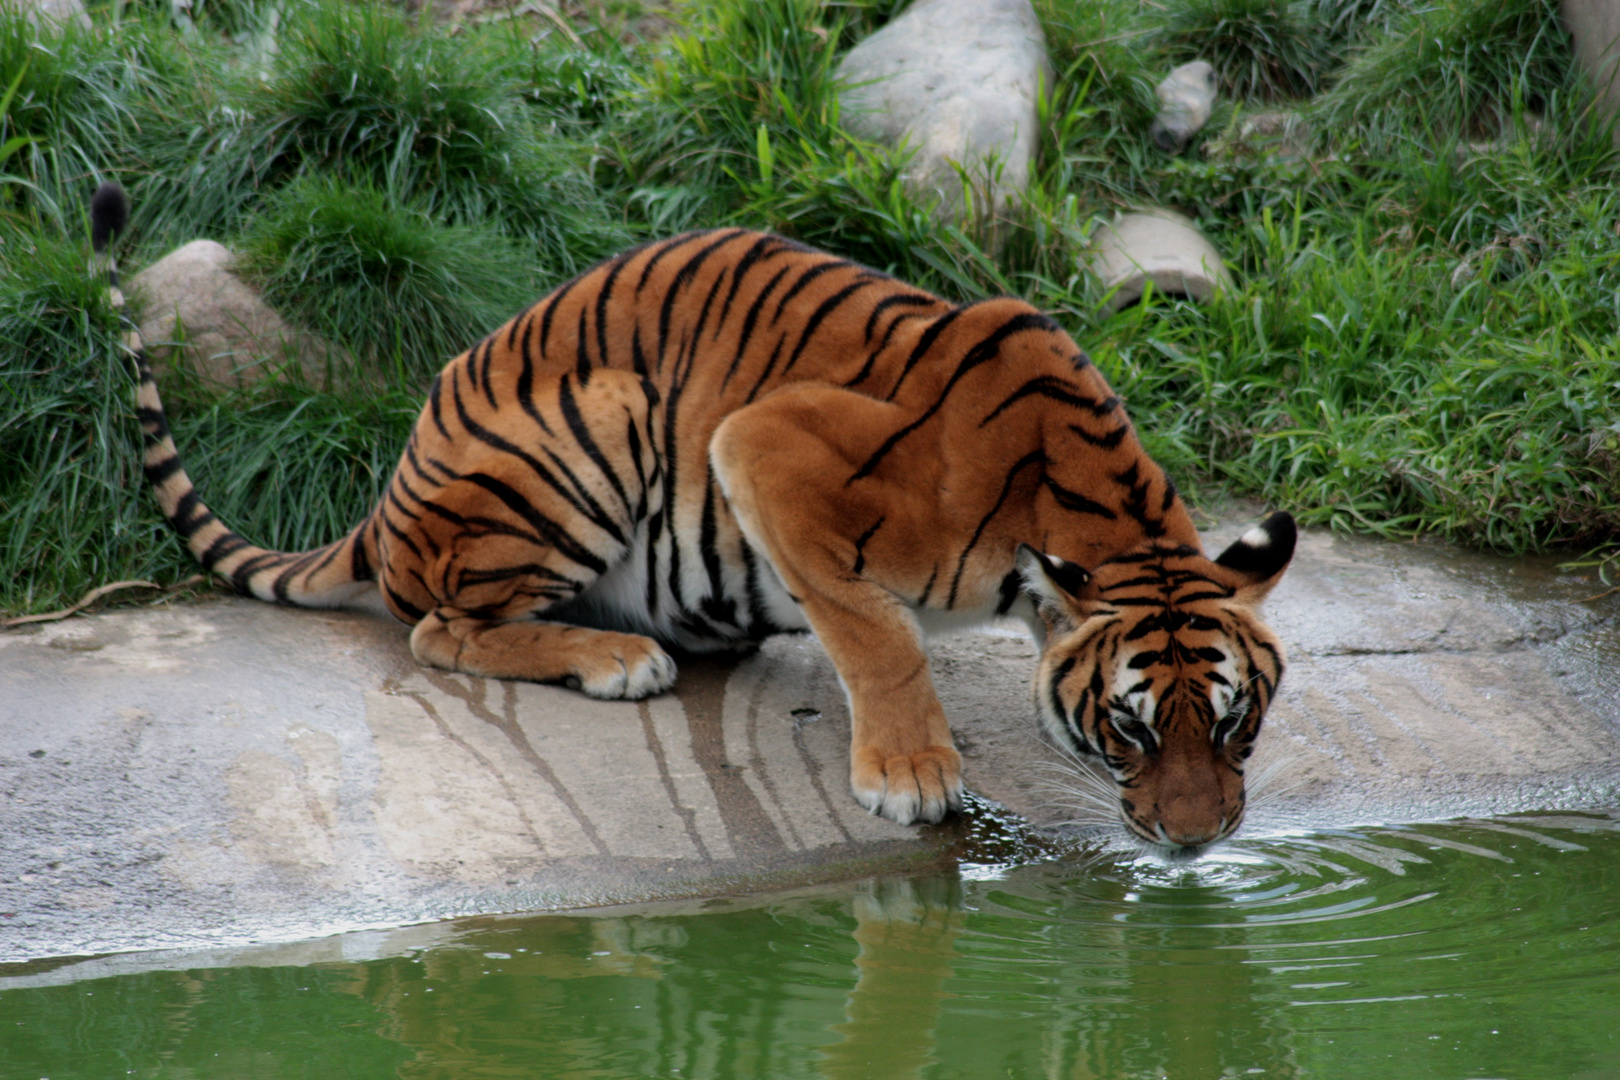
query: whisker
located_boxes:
[1245,734,1308,809]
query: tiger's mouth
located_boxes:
[1118,789,1245,850]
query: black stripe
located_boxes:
[229,552,280,589]
[1114,461,1164,537]
[631,324,651,377]
[882,307,964,402]
[199,532,249,568]
[458,562,583,589]
[478,337,498,409]
[779,277,878,378]
[675,264,730,385]
[862,293,936,342]
[575,305,592,385]
[644,508,663,617]
[504,299,542,351]
[143,454,183,485]
[851,515,885,576]
[427,374,452,440]
[557,374,633,517]
[1066,422,1128,450]
[539,267,590,359]
[979,375,1120,428]
[636,231,706,293]
[696,478,737,627]
[134,405,171,440]
[624,411,651,519]
[450,367,622,541]
[918,563,938,605]
[720,264,794,392]
[738,540,775,636]
[995,569,1022,615]
[516,320,556,438]
[1045,476,1118,519]
[272,558,307,603]
[848,304,933,388]
[301,537,347,587]
[658,230,746,370]
[384,581,426,622]
[351,526,375,582]
[946,450,1044,608]
[595,247,638,368]
[380,505,424,560]
[852,312,1056,485]
[715,233,784,333]
[462,472,608,574]
[770,259,849,324]
[540,443,625,545]
[170,490,206,535]
[743,334,787,403]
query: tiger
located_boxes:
[92,181,1295,848]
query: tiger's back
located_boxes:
[377,228,1156,655]
[377,230,949,648]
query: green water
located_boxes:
[4,813,1619,1080]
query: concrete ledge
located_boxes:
[3,521,1618,964]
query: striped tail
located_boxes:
[94,182,381,608]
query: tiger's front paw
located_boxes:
[567,632,678,700]
[850,745,964,826]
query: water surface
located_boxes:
[4,812,1618,1079]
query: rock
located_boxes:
[836,0,1051,218]
[19,0,91,31]
[1561,0,1620,147]
[1149,61,1218,153]
[1084,209,1233,311]
[130,240,337,388]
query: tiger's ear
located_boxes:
[1016,544,1100,629]
[1213,511,1296,607]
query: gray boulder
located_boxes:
[836,0,1051,218]
[1149,61,1218,152]
[1084,209,1233,312]
[1562,0,1620,147]
[18,0,91,31]
[130,240,337,388]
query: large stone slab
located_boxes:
[2,520,1617,964]
[836,0,1050,217]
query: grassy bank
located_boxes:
[2,0,1617,616]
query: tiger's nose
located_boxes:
[1156,821,1219,848]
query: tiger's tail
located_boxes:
[94,182,380,608]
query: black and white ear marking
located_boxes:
[1214,511,1296,581]
[1016,544,1092,604]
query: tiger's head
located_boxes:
[1018,513,1296,850]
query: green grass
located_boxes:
[2,0,1618,616]
[1150,0,1326,100]
[235,174,544,385]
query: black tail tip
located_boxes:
[91,181,130,253]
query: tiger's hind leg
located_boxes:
[385,367,675,700]
[410,610,676,699]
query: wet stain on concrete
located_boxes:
[674,655,790,861]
